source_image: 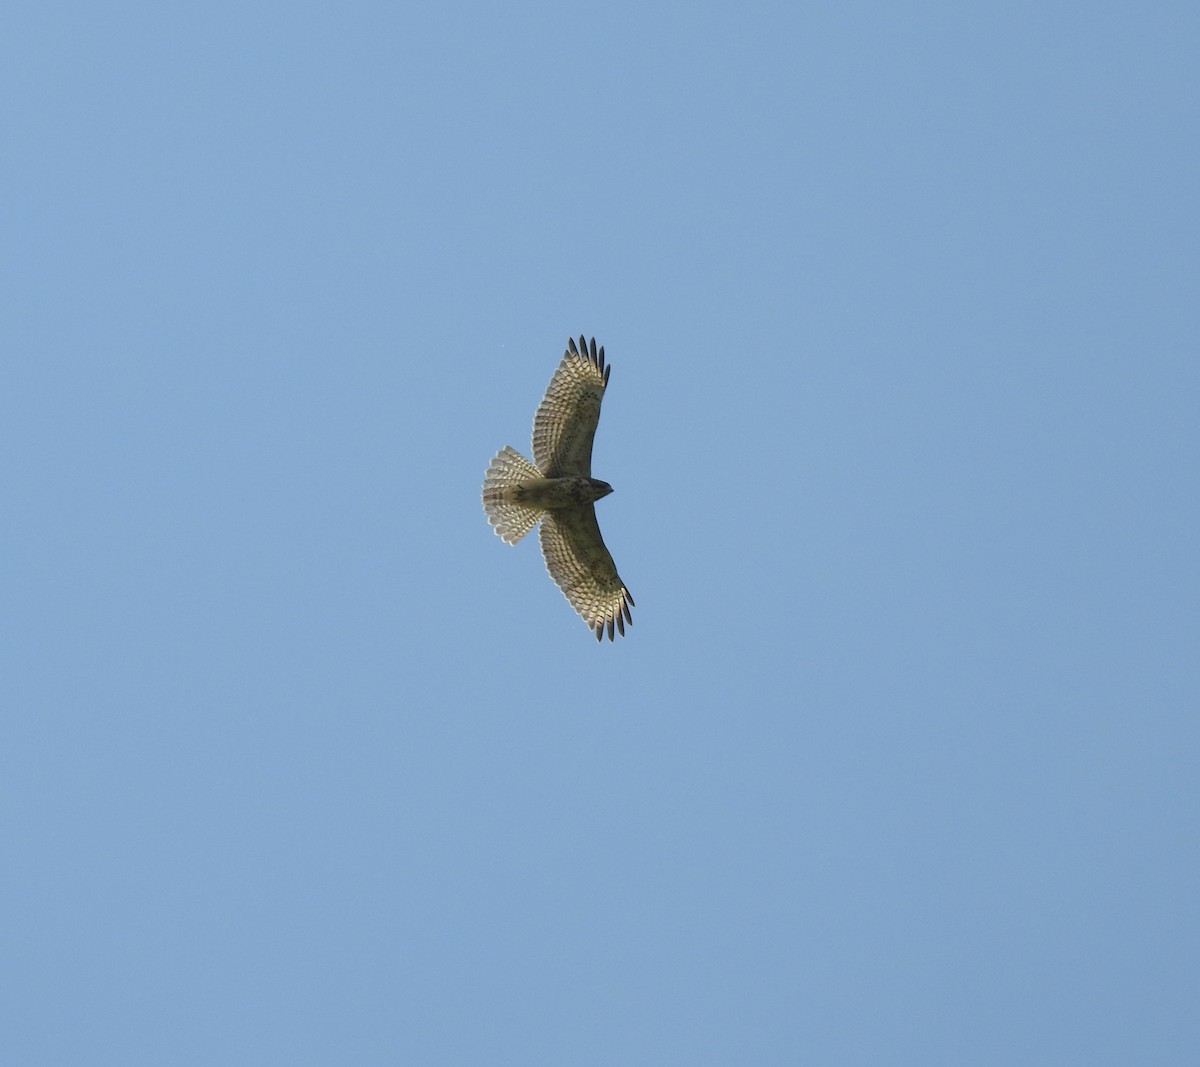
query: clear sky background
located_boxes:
[3,2,1197,1064]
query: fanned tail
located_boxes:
[482,445,544,544]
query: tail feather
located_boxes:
[482,446,543,544]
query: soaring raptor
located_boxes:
[482,336,634,641]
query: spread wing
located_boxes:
[539,505,634,641]
[531,336,609,477]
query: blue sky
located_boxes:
[3,2,1197,1063]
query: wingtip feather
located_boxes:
[565,335,609,383]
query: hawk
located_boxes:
[482,336,634,641]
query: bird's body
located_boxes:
[490,474,612,511]
[482,336,634,641]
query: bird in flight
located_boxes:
[482,336,634,641]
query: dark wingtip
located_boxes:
[569,336,608,379]
[592,596,633,642]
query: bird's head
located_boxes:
[588,478,614,500]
